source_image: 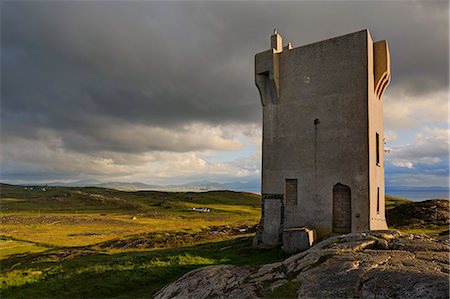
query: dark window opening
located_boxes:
[376,133,380,165]
[285,179,298,206]
[377,187,380,214]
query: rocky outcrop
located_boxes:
[98,225,257,250]
[387,199,449,228]
[154,231,449,298]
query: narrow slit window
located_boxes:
[376,133,380,165]
[377,187,380,214]
[285,179,298,206]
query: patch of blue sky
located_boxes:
[384,129,417,147]
[204,134,258,163]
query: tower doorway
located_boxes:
[333,183,351,233]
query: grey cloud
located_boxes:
[1,1,448,182]
[387,128,449,166]
[3,2,447,129]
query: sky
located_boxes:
[1,1,449,187]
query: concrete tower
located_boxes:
[253,29,390,251]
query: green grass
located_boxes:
[393,224,448,235]
[1,236,286,298]
[0,183,435,298]
[385,195,412,210]
[1,183,262,248]
[384,195,447,235]
[0,183,261,214]
[0,183,277,298]
[0,239,49,259]
[265,281,300,299]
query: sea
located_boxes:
[385,188,449,201]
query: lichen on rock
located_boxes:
[154,230,449,299]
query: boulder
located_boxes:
[387,199,449,227]
[154,230,449,298]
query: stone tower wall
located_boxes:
[254,29,389,247]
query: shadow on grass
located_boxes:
[1,236,287,298]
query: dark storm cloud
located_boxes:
[2,2,261,131]
[1,1,448,178]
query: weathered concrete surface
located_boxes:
[261,198,282,247]
[282,227,315,253]
[367,31,389,231]
[254,29,390,247]
[154,231,449,299]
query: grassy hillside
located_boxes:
[1,237,287,298]
[0,184,433,298]
[386,199,449,234]
[0,183,260,212]
[1,184,287,298]
[385,195,412,210]
[1,184,262,248]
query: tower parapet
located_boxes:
[271,28,283,53]
[255,30,293,106]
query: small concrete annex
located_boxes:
[253,29,391,252]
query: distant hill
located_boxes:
[5,180,449,199]
[0,183,261,213]
[45,179,102,187]
[11,179,261,193]
[223,179,261,192]
[165,181,229,192]
[95,182,158,191]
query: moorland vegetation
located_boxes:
[0,183,447,298]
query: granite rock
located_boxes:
[154,230,449,299]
